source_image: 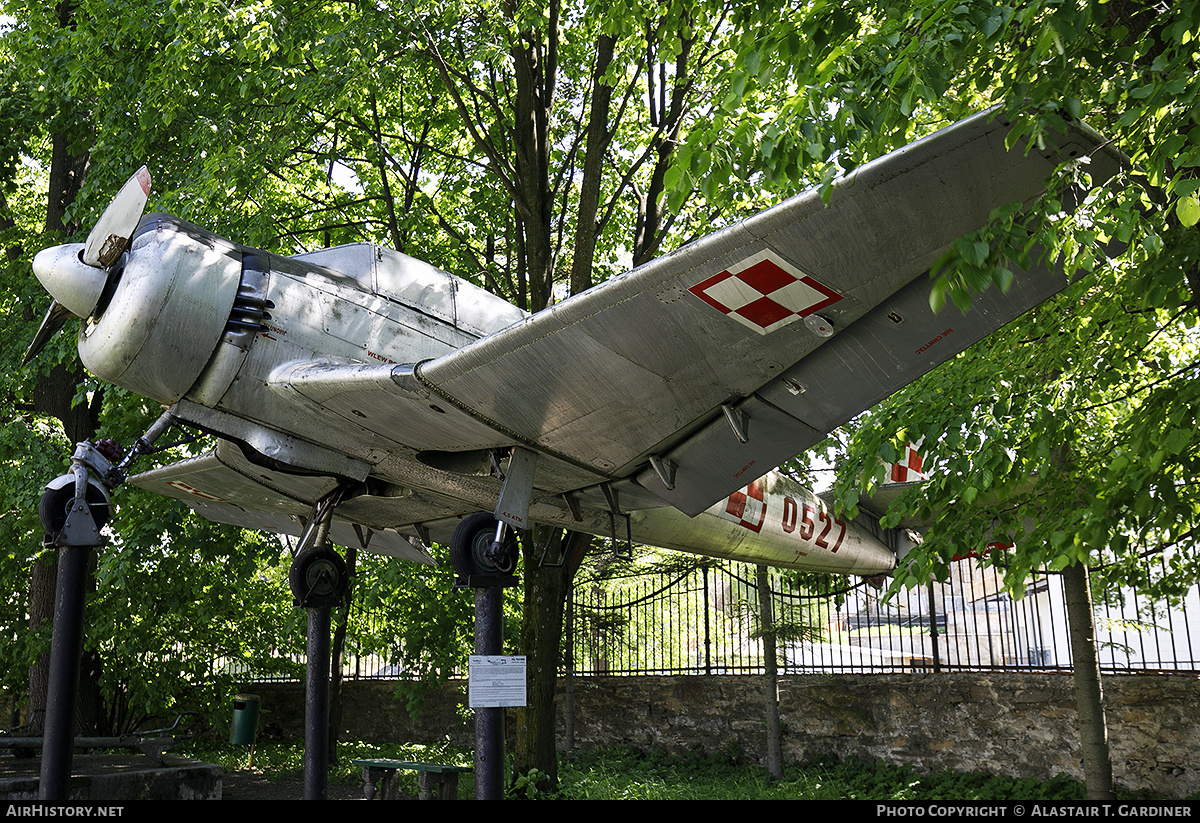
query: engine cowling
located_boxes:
[77,215,245,406]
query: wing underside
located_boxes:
[129,440,443,564]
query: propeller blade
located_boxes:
[82,166,151,268]
[22,300,76,365]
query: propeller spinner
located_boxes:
[24,166,152,364]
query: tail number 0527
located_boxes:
[781,497,847,553]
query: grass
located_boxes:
[554,748,1090,800]
[178,738,1114,800]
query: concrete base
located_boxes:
[0,754,222,800]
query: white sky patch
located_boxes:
[330,161,362,194]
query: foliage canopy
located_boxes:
[1,0,1197,742]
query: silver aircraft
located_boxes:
[26,109,1124,583]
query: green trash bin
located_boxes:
[230,693,260,745]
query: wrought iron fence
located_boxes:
[566,552,1200,676]
[241,548,1200,682]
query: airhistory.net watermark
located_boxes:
[5,807,124,817]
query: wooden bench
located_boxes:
[352,758,472,800]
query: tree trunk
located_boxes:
[508,5,557,312]
[25,555,55,732]
[756,565,782,779]
[567,33,616,296]
[1062,561,1115,800]
[513,528,589,791]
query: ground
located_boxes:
[221,768,377,800]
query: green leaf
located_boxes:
[992,266,1014,292]
[1177,193,1200,227]
[1164,427,1192,456]
[950,283,973,312]
[742,49,760,76]
[929,279,948,314]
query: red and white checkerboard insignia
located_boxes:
[688,250,842,335]
[887,442,926,483]
[720,479,767,533]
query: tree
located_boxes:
[404,0,782,789]
[721,0,1200,800]
[0,0,490,737]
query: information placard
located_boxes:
[468,655,527,707]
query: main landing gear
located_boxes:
[447,445,533,587]
[449,511,518,580]
[443,450,535,800]
[285,486,354,801]
[289,544,350,609]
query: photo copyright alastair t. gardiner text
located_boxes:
[873,804,1195,818]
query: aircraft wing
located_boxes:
[130,439,441,564]
[407,109,1124,515]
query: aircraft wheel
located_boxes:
[289,544,348,607]
[449,512,517,577]
[37,474,111,535]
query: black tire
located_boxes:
[449,512,517,577]
[38,475,111,534]
[288,544,348,607]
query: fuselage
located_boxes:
[51,214,897,575]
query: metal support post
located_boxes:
[304,604,331,800]
[927,580,942,674]
[39,545,90,801]
[474,584,504,800]
[289,492,349,801]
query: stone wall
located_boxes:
[243,672,1200,798]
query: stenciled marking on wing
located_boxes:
[165,480,228,503]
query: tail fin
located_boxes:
[885,440,926,484]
